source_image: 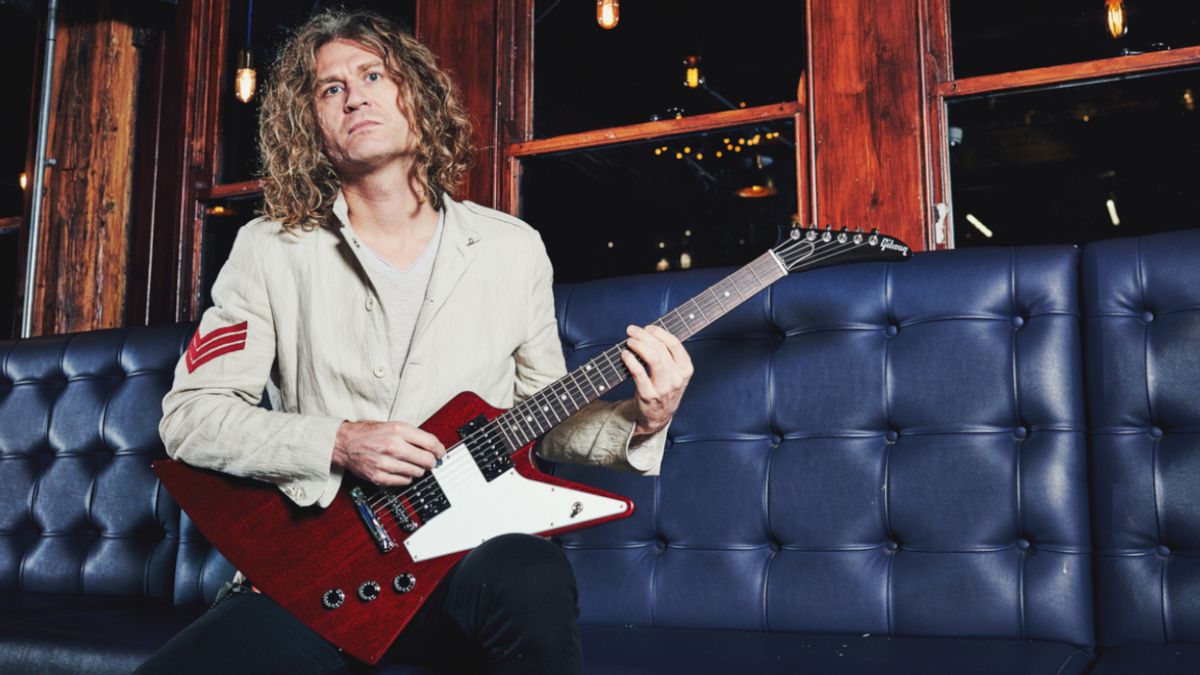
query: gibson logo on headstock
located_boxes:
[880,238,909,255]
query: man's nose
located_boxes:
[343,85,369,112]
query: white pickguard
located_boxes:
[403,444,629,562]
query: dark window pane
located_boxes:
[0,2,36,216]
[520,120,797,282]
[219,0,415,185]
[533,0,804,138]
[948,69,1200,247]
[199,194,264,309]
[951,1,1200,78]
[0,231,19,339]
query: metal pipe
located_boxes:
[21,0,58,338]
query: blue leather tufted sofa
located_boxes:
[1,229,1197,674]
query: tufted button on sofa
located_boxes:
[1,229,1198,674]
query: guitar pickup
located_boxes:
[457,414,490,440]
[350,487,396,553]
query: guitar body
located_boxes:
[153,391,635,664]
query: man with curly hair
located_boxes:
[138,8,691,675]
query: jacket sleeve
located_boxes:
[512,232,670,475]
[159,223,344,507]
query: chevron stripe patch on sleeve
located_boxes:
[186,321,249,373]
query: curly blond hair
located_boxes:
[258,9,474,233]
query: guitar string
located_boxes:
[361,235,874,524]
[361,234,872,523]
[361,235,877,524]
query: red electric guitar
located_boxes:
[154,226,911,663]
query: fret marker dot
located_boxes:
[598,385,606,391]
[510,425,518,431]
[688,313,695,320]
[542,406,549,412]
[586,365,592,370]
[526,416,533,422]
[560,395,567,400]
[724,291,730,297]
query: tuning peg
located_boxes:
[837,226,849,244]
[822,225,833,242]
[806,227,819,241]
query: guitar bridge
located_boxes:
[350,487,396,553]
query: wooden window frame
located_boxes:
[498,0,810,226]
[921,0,1200,249]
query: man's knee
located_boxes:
[458,534,576,605]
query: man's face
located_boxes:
[314,39,414,174]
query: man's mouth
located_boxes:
[348,120,379,134]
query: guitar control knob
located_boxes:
[358,581,381,602]
[322,589,345,610]
[393,573,417,594]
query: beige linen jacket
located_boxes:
[159,194,668,508]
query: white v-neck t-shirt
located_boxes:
[353,211,444,373]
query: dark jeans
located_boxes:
[135,533,581,675]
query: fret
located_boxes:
[496,417,521,450]
[546,380,573,420]
[579,361,604,396]
[709,287,727,312]
[509,409,535,443]
[527,398,555,433]
[497,420,519,452]
[691,298,711,325]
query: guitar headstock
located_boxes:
[772,225,911,274]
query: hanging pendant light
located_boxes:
[1105,0,1127,39]
[735,154,779,198]
[683,55,703,89]
[235,0,257,103]
[597,0,619,30]
[235,49,257,103]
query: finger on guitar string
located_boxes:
[643,325,694,380]
[625,325,686,394]
[333,420,446,486]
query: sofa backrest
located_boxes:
[1083,229,1200,646]
[0,325,191,603]
[551,245,1094,648]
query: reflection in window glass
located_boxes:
[521,120,797,282]
[220,0,415,185]
[948,70,1200,247]
[951,1,1200,78]
[534,0,804,138]
[200,194,264,309]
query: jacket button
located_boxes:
[366,297,376,311]
[373,365,387,378]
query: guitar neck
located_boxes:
[491,250,789,451]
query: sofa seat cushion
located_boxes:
[1089,643,1200,675]
[0,592,163,621]
[572,626,1093,675]
[0,603,206,674]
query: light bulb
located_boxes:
[235,49,257,103]
[597,0,619,29]
[1106,0,1126,39]
[683,55,702,89]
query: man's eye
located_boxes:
[366,72,382,82]
[323,85,342,96]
